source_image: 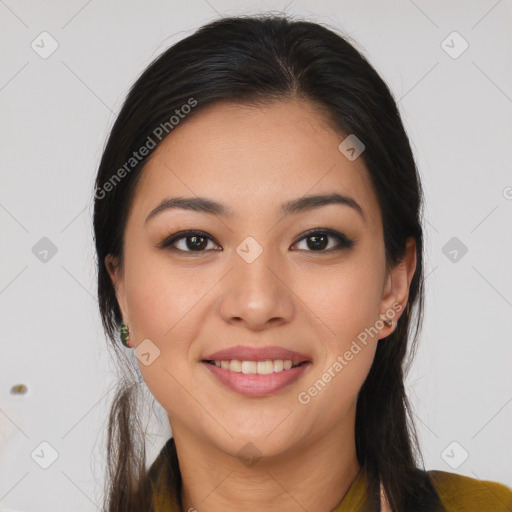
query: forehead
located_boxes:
[129,99,381,228]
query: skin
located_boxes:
[106,99,416,512]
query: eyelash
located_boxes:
[158,228,355,255]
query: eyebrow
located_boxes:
[145,193,365,224]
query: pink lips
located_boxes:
[201,345,312,397]
[202,345,311,365]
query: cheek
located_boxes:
[292,246,384,415]
[296,262,381,424]
[295,250,385,344]
[298,340,377,429]
[122,245,219,387]
[122,249,203,412]
[124,246,205,341]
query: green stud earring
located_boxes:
[120,323,130,347]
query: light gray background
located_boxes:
[1,1,511,511]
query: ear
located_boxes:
[105,254,129,328]
[378,237,417,338]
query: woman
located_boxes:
[93,15,512,512]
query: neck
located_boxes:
[171,411,361,512]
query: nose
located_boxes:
[218,246,295,331]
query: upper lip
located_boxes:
[202,345,311,364]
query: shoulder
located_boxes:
[428,469,512,511]
[147,438,174,493]
[147,449,164,485]
[147,438,180,511]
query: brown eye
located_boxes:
[181,234,209,251]
[292,229,354,252]
[159,230,220,253]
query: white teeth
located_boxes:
[257,360,274,375]
[209,359,302,374]
[273,360,284,372]
[229,360,242,372]
[241,361,256,374]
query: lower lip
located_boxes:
[202,361,311,397]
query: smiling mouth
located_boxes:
[202,359,310,375]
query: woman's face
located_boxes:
[107,99,412,460]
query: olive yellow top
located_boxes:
[149,439,512,511]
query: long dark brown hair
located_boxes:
[93,14,444,512]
